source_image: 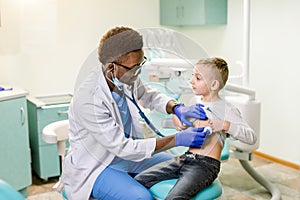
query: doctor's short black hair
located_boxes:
[98,26,143,65]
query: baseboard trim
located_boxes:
[253,150,300,170]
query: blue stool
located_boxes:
[0,180,25,200]
[149,139,229,199]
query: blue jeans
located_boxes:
[91,152,174,200]
[135,152,221,200]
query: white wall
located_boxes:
[0,0,161,95]
[0,0,299,165]
[250,0,300,165]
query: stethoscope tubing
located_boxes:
[124,87,165,137]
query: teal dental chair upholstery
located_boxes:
[0,180,25,200]
[150,179,222,200]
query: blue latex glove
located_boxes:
[175,127,211,148]
[174,104,208,126]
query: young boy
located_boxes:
[134,57,257,200]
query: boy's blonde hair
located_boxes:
[196,57,229,89]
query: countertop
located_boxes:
[0,86,28,102]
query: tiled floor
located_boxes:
[26,155,300,200]
[26,175,62,200]
[218,157,300,200]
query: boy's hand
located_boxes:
[211,120,230,132]
[193,119,212,128]
[172,115,187,131]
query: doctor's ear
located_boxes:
[106,63,115,71]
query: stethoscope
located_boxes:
[123,87,165,137]
[106,66,165,137]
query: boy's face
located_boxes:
[190,65,214,96]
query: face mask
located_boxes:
[106,64,124,91]
[112,76,123,91]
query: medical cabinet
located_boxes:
[0,87,31,197]
[27,94,71,180]
[160,0,227,26]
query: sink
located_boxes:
[42,120,69,157]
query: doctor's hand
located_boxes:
[175,127,210,148]
[174,104,208,127]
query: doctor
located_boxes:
[61,26,208,200]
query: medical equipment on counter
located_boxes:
[0,86,13,91]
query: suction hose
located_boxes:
[239,159,281,200]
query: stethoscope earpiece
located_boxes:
[108,63,115,71]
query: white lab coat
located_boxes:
[61,65,173,200]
